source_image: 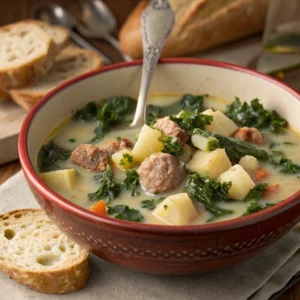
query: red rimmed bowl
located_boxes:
[19,59,300,275]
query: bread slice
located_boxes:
[119,0,269,58]
[0,209,89,294]
[0,20,59,91]
[9,46,104,111]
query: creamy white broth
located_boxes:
[38,94,300,225]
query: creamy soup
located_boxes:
[37,94,300,225]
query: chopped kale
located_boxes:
[243,184,268,202]
[164,205,168,210]
[269,150,300,174]
[242,202,274,216]
[88,165,121,201]
[170,111,213,132]
[147,105,163,126]
[226,98,287,133]
[158,136,184,157]
[73,101,98,122]
[120,153,134,166]
[108,205,144,222]
[186,173,233,218]
[269,141,280,149]
[141,197,165,210]
[177,94,206,111]
[282,142,296,145]
[38,141,71,172]
[68,138,76,143]
[121,170,140,196]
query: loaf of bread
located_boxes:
[0,209,89,294]
[9,46,104,111]
[119,0,269,59]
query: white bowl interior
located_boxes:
[27,62,300,169]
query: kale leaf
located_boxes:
[269,150,300,174]
[159,136,184,157]
[243,183,268,202]
[73,101,98,122]
[147,105,163,126]
[226,98,287,133]
[177,94,206,111]
[88,165,121,201]
[186,173,233,218]
[242,202,274,216]
[38,141,71,172]
[170,111,213,132]
[121,170,140,196]
[141,197,165,210]
[108,205,144,222]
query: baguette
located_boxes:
[119,0,269,58]
[9,46,104,111]
[0,209,89,294]
[0,20,58,91]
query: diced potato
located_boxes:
[186,148,232,179]
[239,155,259,174]
[202,109,238,136]
[111,149,134,170]
[131,124,163,162]
[153,193,198,225]
[178,144,193,163]
[40,169,77,191]
[191,133,219,151]
[218,164,255,200]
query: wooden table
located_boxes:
[0,0,299,298]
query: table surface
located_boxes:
[0,0,299,299]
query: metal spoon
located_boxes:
[34,3,112,65]
[77,0,132,62]
[130,0,175,128]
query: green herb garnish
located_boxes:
[73,101,98,122]
[158,136,184,157]
[243,184,268,202]
[141,197,165,210]
[68,138,76,143]
[242,202,275,216]
[121,170,140,196]
[120,153,133,166]
[108,205,143,222]
[38,141,71,172]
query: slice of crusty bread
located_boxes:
[0,209,89,294]
[0,20,58,91]
[9,46,104,111]
[119,0,269,58]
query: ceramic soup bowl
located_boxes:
[19,59,300,275]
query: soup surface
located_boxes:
[37,94,300,225]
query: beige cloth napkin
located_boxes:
[0,171,299,300]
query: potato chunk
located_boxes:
[111,149,134,170]
[202,109,238,136]
[153,193,198,225]
[186,148,232,179]
[239,155,259,174]
[218,164,255,200]
[40,169,77,191]
[132,125,163,162]
[191,133,219,151]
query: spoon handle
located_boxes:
[68,30,113,65]
[131,0,175,127]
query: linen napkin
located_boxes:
[0,171,299,300]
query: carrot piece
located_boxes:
[263,184,280,199]
[91,200,107,215]
[254,168,268,181]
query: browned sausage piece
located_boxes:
[71,144,108,172]
[107,138,133,155]
[154,116,189,145]
[138,153,186,194]
[234,127,264,144]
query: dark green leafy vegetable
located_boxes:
[147,105,163,126]
[88,165,121,201]
[108,205,143,222]
[121,170,140,196]
[242,202,274,216]
[68,138,76,143]
[158,136,184,157]
[269,150,300,174]
[120,153,134,166]
[177,94,206,111]
[141,197,164,210]
[282,142,296,145]
[92,96,136,142]
[170,111,213,132]
[212,133,269,162]
[186,173,233,218]
[38,141,71,172]
[243,184,268,202]
[73,101,98,122]
[226,98,287,133]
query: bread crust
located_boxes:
[0,209,90,294]
[119,0,269,59]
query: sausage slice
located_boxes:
[234,127,264,144]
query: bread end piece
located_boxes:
[0,209,89,294]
